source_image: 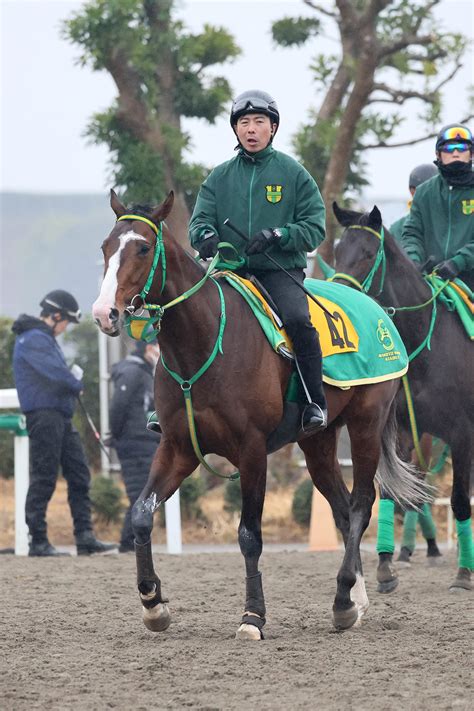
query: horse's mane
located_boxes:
[129,203,155,219]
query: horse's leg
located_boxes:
[449,438,472,592]
[332,418,378,630]
[300,427,370,623]
[376,494,399,592]
[131,440,197,631]
[235,442,268,641]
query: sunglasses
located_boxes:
[439,142,471,153]
[440,126,472,142]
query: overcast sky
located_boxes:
[1,0,473,201]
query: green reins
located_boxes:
[117,214,238,480]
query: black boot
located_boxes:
[146,411,162,434]
[295,353,328,435]
[75,530,118,556]
[397,546,412,564]
[29,539,70,557]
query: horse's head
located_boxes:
[333,202,384,293]
[92,189,174,335]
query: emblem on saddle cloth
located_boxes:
[461,199,474,215]
[265,185,282,203]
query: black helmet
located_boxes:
[435,123,472,151]
[408,163,438,189]
[230,90,280,130]
[40,290,81,323]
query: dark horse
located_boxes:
[93,190,428,638]
[333,202,473,592]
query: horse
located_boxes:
[92,190,428,639]
[332,202,473,592]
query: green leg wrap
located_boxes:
[456,518,473,570]
[402,510,418,552]
[376,499,395,554]
[418,503,437,540]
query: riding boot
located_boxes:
[146,411,162,434]
[294,350,328,434]
[75,530,118,556]
[29,535,70,557]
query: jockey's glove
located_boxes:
[435,259,459,281]
[197,231,220,260]
[245,228,282,255]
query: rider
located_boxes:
[189,89,328,433]
[389,163,438,243]
[402,123,474,289]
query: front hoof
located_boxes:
[235,623,262,640]
[377,561,398,594]
[377,577,399,594]
[332,603,359,631]
[142,603,171,631]
[449,568,471,593]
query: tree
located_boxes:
[63,0,240,246]
[272,0,472,267]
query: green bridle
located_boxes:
[328,224,386,295]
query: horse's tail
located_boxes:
[375,401,433,508]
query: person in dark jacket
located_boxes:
[390,164,438,243]
[12,290,117,557]
[402,123,474,289]
[189,89,327,434]
[109,340,161,552]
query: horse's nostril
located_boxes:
[110,308,119,323]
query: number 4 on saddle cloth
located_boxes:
[222,273,409,389]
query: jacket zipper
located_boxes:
[445,185,453,259]
[248,164,256,238]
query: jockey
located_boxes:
[402,123,474,289]
[390,163,438,244]
[189,89,328,434]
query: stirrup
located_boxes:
[301,403,328,434]
[146,411,162,434]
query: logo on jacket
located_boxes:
[265,185,282,203]
[461,199,474,215]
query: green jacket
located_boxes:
[189,145,326,271]
[389,213,408,244]
[401,174,474,272]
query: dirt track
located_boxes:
[1,548,472,710]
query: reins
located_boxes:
[117,214,239,480]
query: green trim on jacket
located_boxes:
[401,174,474,272]
[189,145,326,271]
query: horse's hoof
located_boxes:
[376,561,398,594]
[235,623,262,641]
[395,560,411,569]
[142,602,171,631]
[332,603,359,631]
[427,556,443,567]
[449,568,471,593]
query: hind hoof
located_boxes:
[142,602,171,631]
[449,568,471,593]
[333,603,359,631]
[377,577,399,594]
[235,623,262,641]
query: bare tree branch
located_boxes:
[362,115,474,148]
[379,33,436,57]
[303,0,337,18]
[370,57,463,106]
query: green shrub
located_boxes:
[223,479,242,513]
[292,478,314,526]
[179,474,205,521]
[90,475,124,524]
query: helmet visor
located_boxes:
[232,98,274,116]
[44,298,82,322]
[439,126,472,144]
[439,141,471,153]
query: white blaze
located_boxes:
[93,231,147,312]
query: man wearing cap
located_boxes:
[189,89,328,434]
[402,123,474,289]
[390,164,438,243]
[12,290,117,556]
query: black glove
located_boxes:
[197,232,220,260]
[416,255,436,274]
[245,228,281,256]
[434,259,459,281]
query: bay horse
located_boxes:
[333,202,473,592]
[93,190,428,639]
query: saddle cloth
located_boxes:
[429,275,474,340]
[221,272,408,388]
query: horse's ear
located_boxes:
[367,205,382,231]
[332,201,362,227]
[110,189,126,218]
[151,191,174,224]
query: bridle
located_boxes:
[328,225,386,296]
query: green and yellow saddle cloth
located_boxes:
[427,275,474,340]
[221,273,408,387]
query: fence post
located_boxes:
[165,491,182,554]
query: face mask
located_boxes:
[435,158,474,187]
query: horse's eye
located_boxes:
[138,244,151,256]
